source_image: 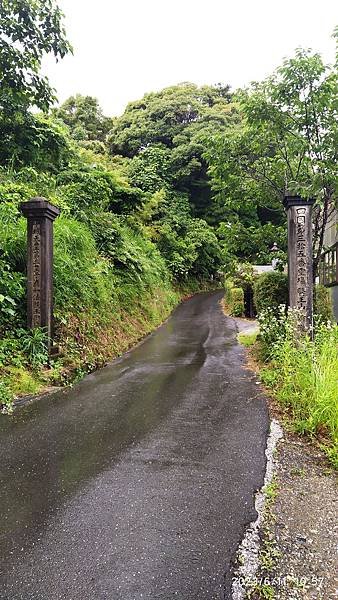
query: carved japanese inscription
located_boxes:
[296,208,308,312]
[284,195,314,332]
[31,222,41,327]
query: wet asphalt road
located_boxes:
[0,292,269,600]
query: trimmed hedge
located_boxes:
[253,271,288,314]
[231,287,245,316]
[225,283,245,317]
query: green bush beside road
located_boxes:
[253,271,288,314]
[256,308,338,468]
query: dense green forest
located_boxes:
[0,1,337,409]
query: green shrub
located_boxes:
[225,282,245,317]
[257,304,288,359]
[0,114,72,172]
[224,279,233,303]
[314,284,334,322]
[158,221,220,281]
[0,336,24,368]
[155,193,222,281]
[253,271,288,314]
[259,314,338,467]
[56,167,142,217]
[231,287,245,316]
[0,204,26,331]
[0,259,25,331]
[17,327,49,369]
[0,179,36,207]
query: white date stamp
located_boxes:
[232,575,325,589]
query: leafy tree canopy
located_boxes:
[109,82,238,219]
[217,221,287,265]
[53,94,114,143]
[0,113,72,171]
[0,0,71,115]
[109,82,232,157]
[0,0,72,169]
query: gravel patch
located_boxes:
[232,426,337,600]
[264,432,338,599]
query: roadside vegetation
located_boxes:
[258,308,338,468]
[0,2,337,416]
[236,276,338,468]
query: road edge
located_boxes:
[231,419,284,599]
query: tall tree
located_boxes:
[109,82,232,157]
[205,44,338,275]
[0,0,72,167]
[53,95,114,143]
[0,0,71,114]
[109,83,237,219]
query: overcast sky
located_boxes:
[43,0,338,116]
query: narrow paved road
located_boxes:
[0,292,269,600]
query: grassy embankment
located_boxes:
[238,320,338,468]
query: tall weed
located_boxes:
[258,308,338,466]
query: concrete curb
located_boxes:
[232,419,284,599]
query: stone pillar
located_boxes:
[283,195,314,331]
[20,198,60,351]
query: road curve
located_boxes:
[0,291,269,599]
